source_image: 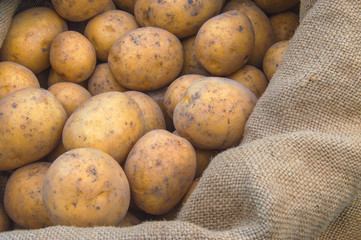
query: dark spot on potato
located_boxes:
[20,125,26,129]
[96,206,100,210]
[238,26,243,32]
[41,48,47,52]
[0,112,2,115]
[72,202,77,207]
[78,178,82,181]
[156,160,161,166]
[12,103,17,108]
[188,0,193,3]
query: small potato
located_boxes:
[0,61,40,99]
[124,129,196,215]
[50,31,96,83]
[51,0,109,22]
[195,11,255,76]
[134,0,223,38]
[0,88,67,170]
[0,7,67,74]
[4,162,52,229]
[262,40,289,80]
[108,27,183,91]
[181,36,211,76]
[62,91,145,164]
[173,77,257,150]
[113,0,136,14]
[227,65,268,98]
[42,148,130,227]
[254,0,299,14]
[124,91,166,134]
[181,178,200,206]
[0,205,10,232]
[48,68,88,88]
[270,11,299,42]
[164,74,206,118]
[88,63,128,96]
[118,212,141,227]
[84,10,139,62]
[47,82,92,116]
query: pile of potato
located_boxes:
[0,0,299,231]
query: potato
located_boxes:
[113,0,136,14]
[181,36,211,76]
[88,63,128,96]
[42,148,130,227]
[47,68,88,88]
[262,40,290,80]
[181,178,199,206]
[4,162,52,229]
[223,0,276,68]
[164,74,206,118]
[47,82,92,116]
[62,91,145,164]
[0,61,40,99]
[253,0,300,14]
[0,88,67,170]
[0,205,10,232]
[118,212,141,227]
[173,77,257,150]
[124,91,166,134]
[270,11,299,42]
[51,0,109,22]
[195,10,255,76]
[227,65,268,98]
[134,0,223,38]
[50,31,96,83]
[108,27,183,91]
[84,10,139,62]
[104,0,117,11]
[124,129,196,215]
[0,7,67,74]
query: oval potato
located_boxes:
[262,40,290,80]
[270,11,299,42]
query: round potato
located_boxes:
[113,0,136,14]
[124,129,196,215]
[42,148,130,227]
[51,0,109,22]
[88,63,128,96]
[62,91,145,164]
[124,91,166,134]
[227,65,268,98]
[0,61,40,99]
[223,0,276,68]
[195,10,255,76]
[47,82,92,116]
[253,0,299,14]
[84,10,139,62]
[109,27,183,91]
[262,40,290,80]
[134,0,223,38]
[270,11,299,42]
[4,162,52,229]
[50,31,96,83]
[164,74,205,118]
[181,36,211,76]
[0,204,10,232]
[0,88,67,170]
[0,7,67,74]
[173,77,257,150]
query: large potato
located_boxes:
[173,77,257,150]
[42,148,130,227]
[0,61,40,99]
[0,88,67,170]
[134,0,223,38]
[108,27,183,91]
[62,91,145,164]
[254,0,300,14]
[0,7,67,74]
[124,130,196,215]
[4,162,52,229]
[181,36,211,76]
[270,11,299,42]
[262,40,290,80]
[195,11,255,76]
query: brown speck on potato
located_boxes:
[12,103,17,108]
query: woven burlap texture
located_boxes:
[1,0,361,239]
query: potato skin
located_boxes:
[195,11,255,76]
[42,148,130,227]
[0,61,40,99]
[124,129,196,215]
[0,204,10,232]
[0,7,68,74]
[270,11,299,42]
[113,0,136,14]
[173,77,257,150]
[181,36,211,76]
[0,88,67,170]
[4,162,52,229]
[254,0,300,14]
[262,40,290,80]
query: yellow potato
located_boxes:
[62,91,145,164]
[0,88,67,170]
[124,129,196,215]
[227,65,268,98]
[195,10,255,76]
[270,11,299,42]
[47,68,88,88]
[0,61,40,99]
[0,7,68,74]
[0,204,10,232]
[84,10,139,62]
[4,162,52,229]
[47,82,92,116]
[108,27,183,91]
[181,36,211,76]
[262,40,290,80]
[173,77,257,150]
[254,0,300,14]
[50,31,96,83]
[113,0,136,14]
[42,148,130,227]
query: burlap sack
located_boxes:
[0,0,360,239]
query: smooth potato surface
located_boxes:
[270,11,299,42]
[262,40,290,80]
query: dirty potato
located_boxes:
[253,0,299,14]
[270,11,299,42]
[262,40,290,80]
